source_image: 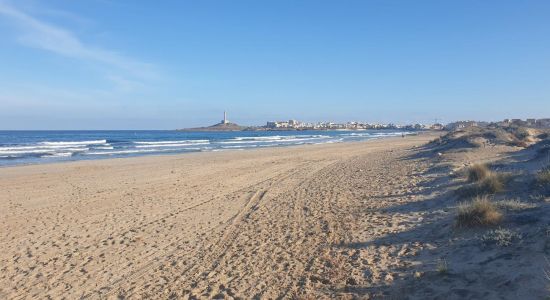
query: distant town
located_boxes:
[265,118,550,131]
[265,120,441,130]
[179,112,550,132]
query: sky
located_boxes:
[0,0,549,129]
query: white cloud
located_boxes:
[0,0,159,90]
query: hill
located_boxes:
[177,122,248,131]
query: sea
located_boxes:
[0,130,413,167]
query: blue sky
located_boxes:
[0,0,549,129]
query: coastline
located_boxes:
[0,131,426,169]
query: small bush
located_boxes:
[480,228,521,247]
[436,259,448,274]
[456,196,503,227]
[467,164,491,182]
[456,173,509,198]
[480,174,507,192]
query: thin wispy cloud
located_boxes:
[0,1,158,89]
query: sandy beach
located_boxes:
[0,134,435,299]
[2,130,549,299]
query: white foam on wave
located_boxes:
[40,140,107,146]
[341,132,372,137]
[45,152,74,158]
[217,140,270,144]
[134,140,209,145]
[135,142,210,148]
[232,136,284,141]
[314,139,343,145]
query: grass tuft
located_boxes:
[456,172,510,198]
[466,164,491,182]
[456,196,503,228]
[480,174,507,193]
[436,259,448,275]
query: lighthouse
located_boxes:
[222,111,228,124]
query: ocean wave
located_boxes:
[217,140,272,144]
[0,147,88,155]
[231,136,284,141]
[0,131,412,166]
[219,137,328,144]
[44,152,74,158]
[40,140,107,146]
[0,155,23,160]
[231,135,329,141]
[0,144,97,151]
[135,142,210,148]
[83,147,201,155]
[85,149,164,155]
[314,139,343,144]
[340,132,372,137]
[134,140,209,145]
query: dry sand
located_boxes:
[1,132,547,299]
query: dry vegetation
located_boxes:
[436,259,449,275]
[456,196,503,228]
[480,228,522,247]
[496,199,537,211]
[456,172,509,198]
[466,164,491,182]
[431,125,546,156]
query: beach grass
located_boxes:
[466,164,491,182]
[456,196,503,228]
[456,172,509,198]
